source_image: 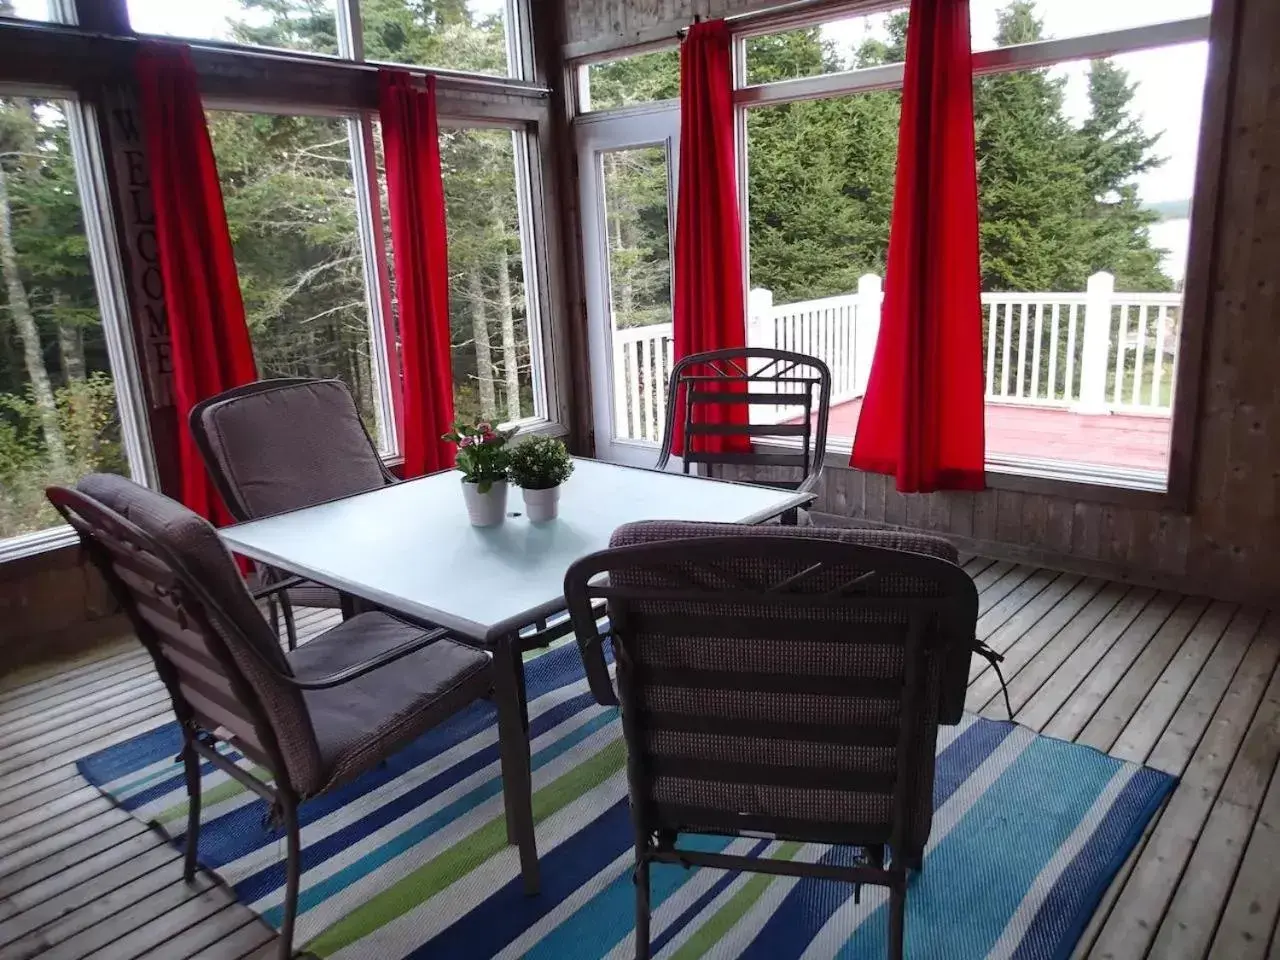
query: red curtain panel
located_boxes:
[850,0,987,492]
[672,19,750,456]
[135,42,258,524]
[378,70,455,478]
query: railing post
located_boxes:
[854,274,882,396]
[1074,271,1114,415]
[747,287,773,348]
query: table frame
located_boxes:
[222,463,813,895]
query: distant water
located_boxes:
[1149,218,1191,288]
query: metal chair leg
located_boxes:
[634,854,652,959]
[494,637,540,894]
[279,592,299,651]
[888,877,906,960]
[181,734,201,883]
[279,799,301,960]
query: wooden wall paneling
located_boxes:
[905,491,928,531]
[883,479,907,527]
[971,488,997,542]
[1185,0,1280,603]
[846,467,866,518]
[0,547,126,667]
[1019,493,1049,550]
[926,490,951,533]
[1098,505,1135,569]
[1043,496,1075,556]
[995,489,1024,544]
[947,491,975,539]
[1167,0,1245,509]
[862,471,886,524]
[1070,502,1102,560]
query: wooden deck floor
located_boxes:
[1,566,1278,959]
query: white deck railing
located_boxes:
[612,271,1182,444]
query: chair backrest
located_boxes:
[655,348,832,493]
[47,474,323,794]
[565,521,977,855]
[189,377,394,522]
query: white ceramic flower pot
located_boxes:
[462,479,508,527]
[522,485,561,522]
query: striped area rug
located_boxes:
[78,645,1174,959]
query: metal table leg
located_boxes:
[493,632,539,895]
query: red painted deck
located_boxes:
[824,398,1172,473]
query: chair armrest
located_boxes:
[564,569,618,707]
[285,626,461,690]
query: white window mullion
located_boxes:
[513,126,552,424]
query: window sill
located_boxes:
[0,524,80,566]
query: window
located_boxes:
[970,22,1207,485]
[742,31,903,443]
[438,127,541,425]
[579,49,680,113]
[374,123,544,429]
[737,0,1211,490]
[3,0,68,24]
[207,109,388,447]
[970,0,1210,51]
[126,0,341,56]
[363,0,516,77]
[0,97,141,543]
[742,7,907,85]
[125,1,522,78]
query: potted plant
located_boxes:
[507,435,574,522]
[442,419,516,526]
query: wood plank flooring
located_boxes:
[1,567,1277,959]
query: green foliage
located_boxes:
[0,374,124,538]
[507,435,574,490]
[586,49,680,111]
[602,146,671,328]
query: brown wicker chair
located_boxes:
[655,348,831,523]
[188,378,396,648]
[564,521,978,960]
[47,474,530,959]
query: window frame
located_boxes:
[728,2,1219,510]
[573,41,681,115]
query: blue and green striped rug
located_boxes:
[78,644,1173,959]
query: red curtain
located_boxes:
[672,20,749,457]
[849,0,986,493]
[378,70,455,478]
[136,43,257,524]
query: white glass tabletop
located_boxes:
[220,458,811,643]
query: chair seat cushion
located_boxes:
[289,612,491,793]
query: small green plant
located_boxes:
[507,436,574,490]
[442,419,515,493]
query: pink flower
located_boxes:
[476,422,493,434]
[458,435,476,448]
[481,430,497,443]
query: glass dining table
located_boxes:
[219,456,812,892]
